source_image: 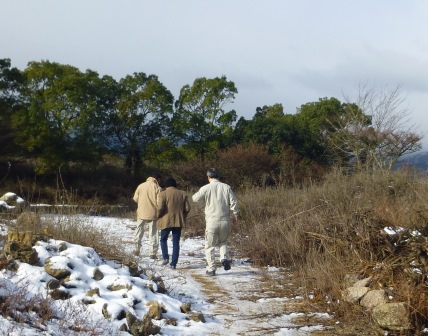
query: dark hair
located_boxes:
[164,177,177,188]
[207,168,219,179]
[151,172,162,180]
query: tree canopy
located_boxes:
[173,76,238,161]
[0,58,423,179]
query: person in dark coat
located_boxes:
[157,177,191,269]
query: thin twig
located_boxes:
[270,200,329,226]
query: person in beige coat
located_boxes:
[133,172,162,259]
[192,168,238,276]
[157,177,191,269]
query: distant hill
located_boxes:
[395,151,428,171]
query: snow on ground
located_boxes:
[0,214,332,335]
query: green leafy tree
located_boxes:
[0,58,25,157]
[233,104,295,156]
[174,76,238,161]
[107,72,174,175]
[292,97,355,162]
[12,60,108,173]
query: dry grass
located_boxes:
[232,167,428,334]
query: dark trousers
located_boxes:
[160,227,182,267]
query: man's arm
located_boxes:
[133,186,139,203]
[183,195,191,217]
[192,186,205,203]
[229,188,238,221]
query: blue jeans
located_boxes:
[160,227,182,267]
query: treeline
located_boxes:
[0,58,422,200]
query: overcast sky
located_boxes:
[3,1,428,147]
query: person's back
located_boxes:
[192,180,237,222]
[132,173,162,258]
[157,177,190,269]
[158,186,190,230]
[192,168,238,276]
[133,176,160,221]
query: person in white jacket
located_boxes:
[192,168,238,276]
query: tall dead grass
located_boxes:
[233,167,428,332]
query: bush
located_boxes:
[216,143,279,188]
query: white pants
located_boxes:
[205,220,231,271]
[135,219,159,257]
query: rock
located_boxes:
[3,233,39,266]
[92,267,104,281]
[116,309,127,320]
[360,289,388,309]
[165,318,177,326]
[58,242,68,252]
[343,274,361,287]
[187,311,205,323]
[154,278,167,294]
[7,231,33,246]
[0,192,18,202]
[0,253,18,271]
[342,286,369,303]
[0,192,25,209]
[352,276,372,287]
[180,302,192,313]
[126,311,161,336]
[127,261,143,277]
[50,289,71,300]
[87,287,100,297]
[0,201,8,211]
[102,303,111,320]
[372,302,411,331]
[44,261,71,280]
[107,284,132,291]
[46,279,61,290]
[119,323,128,332]
[7,230,49,246]
[146,301,163,320]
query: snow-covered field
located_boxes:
[0,213,331,335]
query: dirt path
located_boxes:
[118,220,333,335]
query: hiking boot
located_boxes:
[132,249,140,256]
[206,270,216,276]
[161,258,169,265]
[149,255,157,260]
[170,265,176,269]
[221,259,231,271]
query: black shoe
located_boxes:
[149,255,157,260]
[206,270,216,276]
[221,259,231,271]
[161,258,169,265]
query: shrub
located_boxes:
[215,143,279,188]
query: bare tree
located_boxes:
[328,83,423,172]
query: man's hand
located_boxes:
[232,217,237,225]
